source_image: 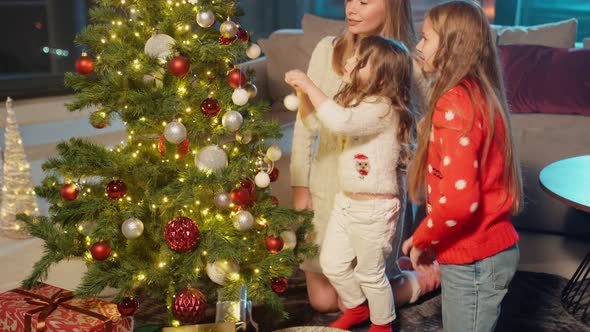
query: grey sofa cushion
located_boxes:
[492,18,578,48]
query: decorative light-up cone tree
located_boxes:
[0,97,39,239]
[18,1,314,327]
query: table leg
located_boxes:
[562,250,590,320]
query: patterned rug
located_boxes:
[134,270,590,332]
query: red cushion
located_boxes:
[499,44,590,116]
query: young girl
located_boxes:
[286,36,418,332]
[402,1,523,332]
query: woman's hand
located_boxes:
[285,70,315,94]
[292,186,313,211]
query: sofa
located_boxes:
[242,14,590,238]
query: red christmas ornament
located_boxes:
[157,135,166,157]
[219,35,235,45]
[227,69,247,89]
[106,179,127,199]
[231,187,251,207]
[270,195,279,207]
[240,179,254,192]
[200,98,221,117]
[75,52,94,75]
[169,55,190,76]
[172,287,207,324]
[270,277,288,294]
[90,241,111,260]
[265,235,284,254]
[269,167,279,182]
[158,135,190,159]
[164,216,200,252]
[117,296,139,316]
[60,183,80,201]
[236,27,249,42]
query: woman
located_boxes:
[291,0,440,313]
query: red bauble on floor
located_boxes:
[172,287,207,324]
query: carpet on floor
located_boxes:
[134,270,590,332]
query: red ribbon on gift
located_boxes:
[10,286,113,332]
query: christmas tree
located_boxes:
[0,97,39,239]
[19,0,314,326]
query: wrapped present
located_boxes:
[162,322,237,332]
[0,283,133,332]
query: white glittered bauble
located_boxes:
[221,110,243,132]
[144,33,175,60]
[206,261,239,285]
[164,121,187,144]
[214,192,232,209]
[254,171,270,188]
[233,210,254,231]
[245,43,261,59]
[283,94,300,111]
[280,230,297,250]
[196,10,215,28]
[219,19,238,38]
[195,145,228,171]
[266,144,282,162]
[232,88,249,106]
[121,218,144,239]
[244,82,257,99]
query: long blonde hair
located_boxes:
[334,36,418,166]
[332,0,416,76]
[407,0,523,214]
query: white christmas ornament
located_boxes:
[195,145,228,171]
[254,172,270,188]
[164,121,187,144]
[214,192,232,209]
[283,94,300,111]
[196,10,215,28]
[144,33,175,60]
[207,260,239,285]
[280,230,297,250]
[221,110,243,132]
[233,210,254,231]
[232,88,249,106]
[245,43,261,59]
[266,145,282,162]
[121,218,144,239]
[188,0,199,4]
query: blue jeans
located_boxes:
[440,244,519,332]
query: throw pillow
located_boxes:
[492,18,578,48]
[499,44,590,116]
[301,14,346,55]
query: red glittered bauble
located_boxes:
[90,241,111,261]
[230,187,251,207]
[269,167,279,182]
[270,195,279,207]
[236,27,249,42]
[106,179,127,199]
[200,98,221,118]
[169,55,190,76]
[60,183,80,200]
[265,235,284,254]
[117,296,139,316]
[163,216,200,252]
[75,53,94,75]
[219,35,235,45]
[240,179,254,192]
[227,69,247,89]
[172,287,207,324]
[270,277,288,294]
[158,135,190,159]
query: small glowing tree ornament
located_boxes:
[283,93,300,111]
[0,97,39,239]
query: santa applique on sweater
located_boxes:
[354,154,370,178]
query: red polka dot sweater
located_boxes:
[412,80,519,264]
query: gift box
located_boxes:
[162,322,237,332]
[0,283,133,332]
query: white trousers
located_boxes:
[320,192,401,325]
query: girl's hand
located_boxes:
[292,186,313,211]
[410,247,436,273]
[285,70,314,94]
[402,236,414,256]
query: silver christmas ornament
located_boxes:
[221,110,243,132]
[219,19,238,38]
[280,230,297,250]
[164,121,187,144]
[196,10,215,28]
[121,218,144,239]
[254,171,270,188]
[254,157,273,173]
[244,82,257,99]
[245,43,261,59]
[235,130,252,144]
[144,33,175,60]
[266,144,282,162]
[233,210,254,231]
[232,88,249,106]
[207,260,239,285]
[214,192,232,209]
[195,145,228,171]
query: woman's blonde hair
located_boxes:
[334,36,418,167]
[332,0,416,76]
[407,0,523,214]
